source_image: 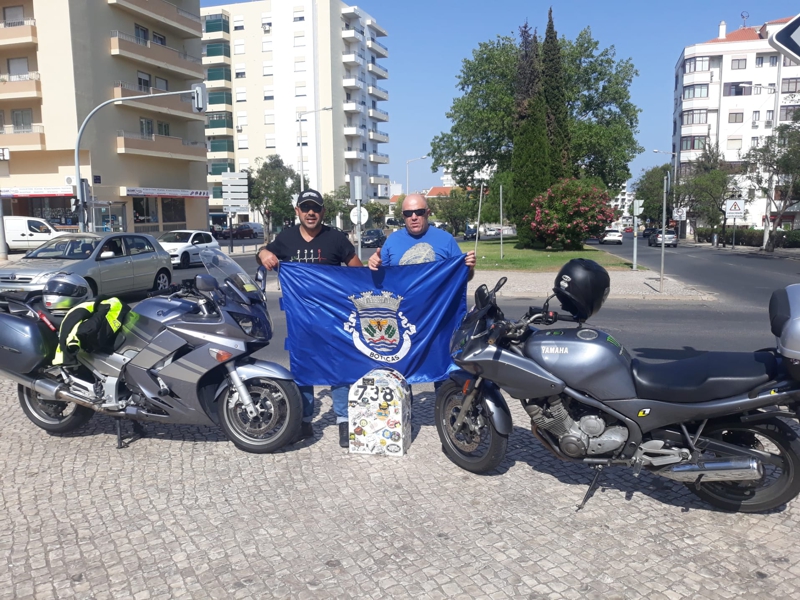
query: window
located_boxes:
[754,84,763,95]
[753,110,761,121]
[295,58,306,72]
[263,92,274,101]
[152,32,166,46]
[156,121,170,136]
[683,84,708,99]
[294,33,305,47]
[139,117,153,137]
[681,109,707,125]
[237,111,247,127]
[679,162,693,177]
[238,158,249,170]
[125,236,154,255]
[133,198,158,223]
[780,105,800,121]
[293,8,305,22]
[296,134,307,147]
[3,6,23,24]
[235,65,246,78]
[265,135,276,149]
[731,58,746,70]
[208,91,232,105]
[771,55,779,67]
[27,220,50,234]
[767,110,775,122]
[680,135,706,151]
[234,40,245,55]
[262,39,272,52]
[7,57,27,80]
[162,198,186,224]
[293,15,305,22]
[233,16,244,31]
[723,82,752,96]
[137,71,150,90]
[235,88,246,102]
[785,56,800,67]
[684,57,710,72]
[295,84,306,97]
[751,136,760,147]
[154,77,168,91]
[727,137,743,150]
[756,56,764,68]
[263,62,273,76]
[237,135,248,149]
[728,112,744,123]
[782,78,800,93]
[264,112,275,124]
[206,67,231,82]
[135,24,149,42]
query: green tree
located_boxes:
[511,25,551,248]
[391,194,406,222]
[248,155,300,242]
[542,8,570,181]
[742,121,800,251]
[681,143,738,245]
[429,36,518,187]
[323,184,350,225]
[365,201,387,228]
[632,164,672,224]
[561,28,643,190]
[429,188,477,234]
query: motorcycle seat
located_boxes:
[631,351,777,403]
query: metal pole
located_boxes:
[297,116,305,191]
[474,182,484,256]
[632,211,638,271]
[660,173,667,293]
[406,162,409,196]
[499,185,503,260]
[0,195,6,260]
[733,218,736,249]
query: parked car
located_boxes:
[239,222,264,238]
[463,226,478,241]
[209,224,224,238]
[158,230,220,269]
[484,226,499,236]
[3,216,68,252]
[386,218,402,227]
[0,233,172,297]
[220,223,257,240]
[623,226,634,233]
[361,228,386,248]
[648,229,678,248]
[599,229,623,245]
[642,227,657,238]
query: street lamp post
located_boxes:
[406,155,428,195]
[653,149,677,294]
[296,106,331,191]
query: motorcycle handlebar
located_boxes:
[487,321,510,345]
[147,284,182,298]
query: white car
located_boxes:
[600,229,623,245]
[157,230,219,269]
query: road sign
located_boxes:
[770,14,800,65]
[632,200,643,216]
[222,171,248,212]
[673,207,687,221]
[350,206,368,225]
[646,218,650,224]
[725,199,745,219]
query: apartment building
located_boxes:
[200,0,390,218]
[611,182,634,227]
[0,0,208,234]
[673,16,800,228]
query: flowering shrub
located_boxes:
[524,178,615,249]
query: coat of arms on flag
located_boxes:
[344,291,417,363]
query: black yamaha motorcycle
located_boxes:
[0,249,302,453]
[436,260,800,513]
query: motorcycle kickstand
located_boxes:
[115,419,146,449]
[576,466,604,511]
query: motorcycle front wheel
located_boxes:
[687,418,800,513]
[218,377,302,453]
[18,384,94,434]
[435,380,508,473]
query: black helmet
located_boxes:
[553,259,610,322]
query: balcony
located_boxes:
[341,6,360,19]
[369,129,389,143]
[207,91,232,112]
[369,152,389,164]
[208,160,235,182]
[343,126,361,136]
[117,130,207,161]
[113,81,204,121]
[344,150,365,160]
[0,19,37,48]
[366,19,387,37]
[205,115,234,136]
[208,138,234,159]
[342,52,363,67]
[343,102,363,114]
[343,77,363,90]
[367,39,388,59]
[202,15,230,42]
[0,124,44,151]
[202,50,231,66]
[342,28,364,44]
[110,31,203,79]
[0,72,41,101]
[369,174,390,185]
[369,107,389,122]
[107,0,201,38]
[368,85,388,101]
[206,70,232,90]
[368,63,388,79]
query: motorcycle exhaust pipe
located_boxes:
[656,457,763,482]
[0,367,98,410]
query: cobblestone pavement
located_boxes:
[3,378,800,600]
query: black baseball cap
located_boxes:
[298,189,324,206]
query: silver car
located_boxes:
[648,229,678,248]
[0,233,172,297]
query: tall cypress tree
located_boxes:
[510,24,551,248]
[542,8,571,181]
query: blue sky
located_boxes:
[201,0,800,192]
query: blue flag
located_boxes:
[279,257,468,386]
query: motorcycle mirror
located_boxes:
[255,266,267,291]
[195,273,218,292]
[492,277,507,294]
[475,284,490,309]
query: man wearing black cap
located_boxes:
[257,188,363,447]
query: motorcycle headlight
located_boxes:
[231,312,268,339]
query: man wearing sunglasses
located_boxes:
[257,188,363,447]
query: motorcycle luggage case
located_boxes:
[770,284,800,378]
[0,312,57,374]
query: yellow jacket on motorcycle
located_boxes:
[53,298,128,365]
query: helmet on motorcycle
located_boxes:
[553,259,610,322]
[43,272,91,313]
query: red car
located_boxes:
[623,227,634,233]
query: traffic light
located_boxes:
[191,83,207,113]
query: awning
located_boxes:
[120,186,210,198]
[0,186,73,198]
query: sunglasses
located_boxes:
[298,203,323,213]
[402,208,428,218]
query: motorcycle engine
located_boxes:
[524,396,628,458]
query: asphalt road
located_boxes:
[595,233,800,308]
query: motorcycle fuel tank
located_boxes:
[524,328,637,400]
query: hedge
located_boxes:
[694,227,800,248]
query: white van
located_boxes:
[4,216,65,251]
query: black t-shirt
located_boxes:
[265,225,356,266]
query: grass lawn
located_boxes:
[457,237,634,272]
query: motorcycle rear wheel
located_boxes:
[687,419,800,513]
[218,377,302,453]
[18,384,94,434]
[435,380,508,473]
